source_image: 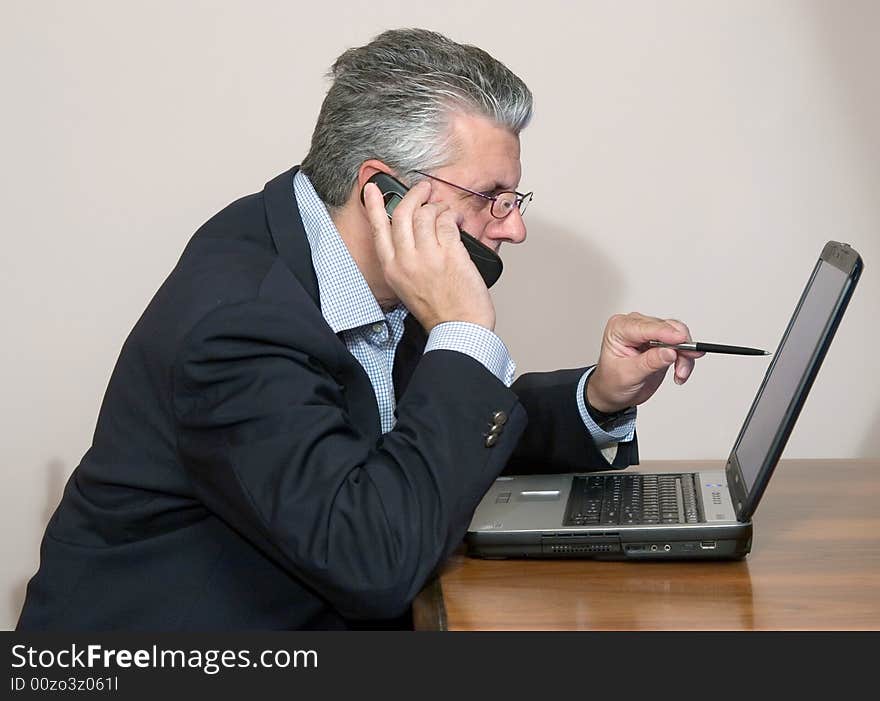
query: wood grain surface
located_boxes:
[414,459,880,630]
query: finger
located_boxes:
[664,319,700,384]
[435,209,462,247]
[411,202,450,251]
[674,348,706,384]
[617,313,688,347]
[363,182,396,265]
[388,180,432,253]
[674,355,695,385]
[664,318,692,342]
[640,346,678,375]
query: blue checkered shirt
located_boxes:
[293,171,635,450]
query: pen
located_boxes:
[648,340,771,356]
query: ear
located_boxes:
[356,159,397,196]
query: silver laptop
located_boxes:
[467,241,863,560]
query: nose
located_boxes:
[485,208,527,247]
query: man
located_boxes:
[18,29,701,630]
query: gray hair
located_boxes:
[300,28,533,208]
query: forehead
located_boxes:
[441,112,522,190]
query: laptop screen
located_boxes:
[733,259,851,494]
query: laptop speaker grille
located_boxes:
[542,542,621,554]
[552,544,616,552]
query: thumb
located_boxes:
[641,347,677,373]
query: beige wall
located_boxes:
[2,1,877,629]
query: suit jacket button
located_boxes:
[492,410,508,426]
[485,433,499,448]
[488,423,503,435]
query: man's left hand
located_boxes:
[586,312,705,414]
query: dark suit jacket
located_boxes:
[17,167,637,630]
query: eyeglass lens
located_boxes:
[492,193,530,218]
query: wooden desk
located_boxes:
[413,459,880,630]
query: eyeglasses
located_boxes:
[411,170,533,219]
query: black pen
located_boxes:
[648,340,771,356]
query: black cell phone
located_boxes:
[360,172,503,288]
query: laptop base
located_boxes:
[467,523,752,560]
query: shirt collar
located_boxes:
[293,170,392,334]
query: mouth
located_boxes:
[468,233,501,255]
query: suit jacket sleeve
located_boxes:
[504,367,639,474]
[172,299,526,620]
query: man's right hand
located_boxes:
[363,180,496,332]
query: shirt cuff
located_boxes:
[576,367,637,448]
[424,322,516,387]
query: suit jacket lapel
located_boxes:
[393,313,428,402]
[262,166,429,433]
[262,166,320,307]
[261,167,378,437]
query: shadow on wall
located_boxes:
[493,213,626,373]
[859,404,880,459]
[809,2,880,460]
[9,458,70,628]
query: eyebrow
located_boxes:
[474,182,515,195]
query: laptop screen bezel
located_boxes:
[725,241,863,522]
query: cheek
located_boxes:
[461,215,494,242]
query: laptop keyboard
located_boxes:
[563,473,702,527]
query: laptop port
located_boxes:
[700,540,717,550]
[664,544,671,552]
